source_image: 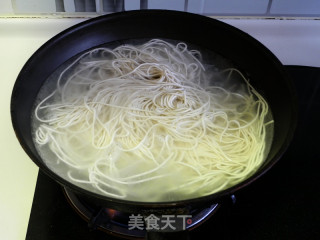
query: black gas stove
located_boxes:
[26,66,320,240]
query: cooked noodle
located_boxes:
[33,39,273,201]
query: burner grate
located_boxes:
[63,188,219,239]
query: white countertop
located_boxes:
[0,17,319,240]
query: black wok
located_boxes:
[11,10,296,217]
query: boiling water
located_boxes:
[31,38,274,202]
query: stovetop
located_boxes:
[26,66,320,240]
